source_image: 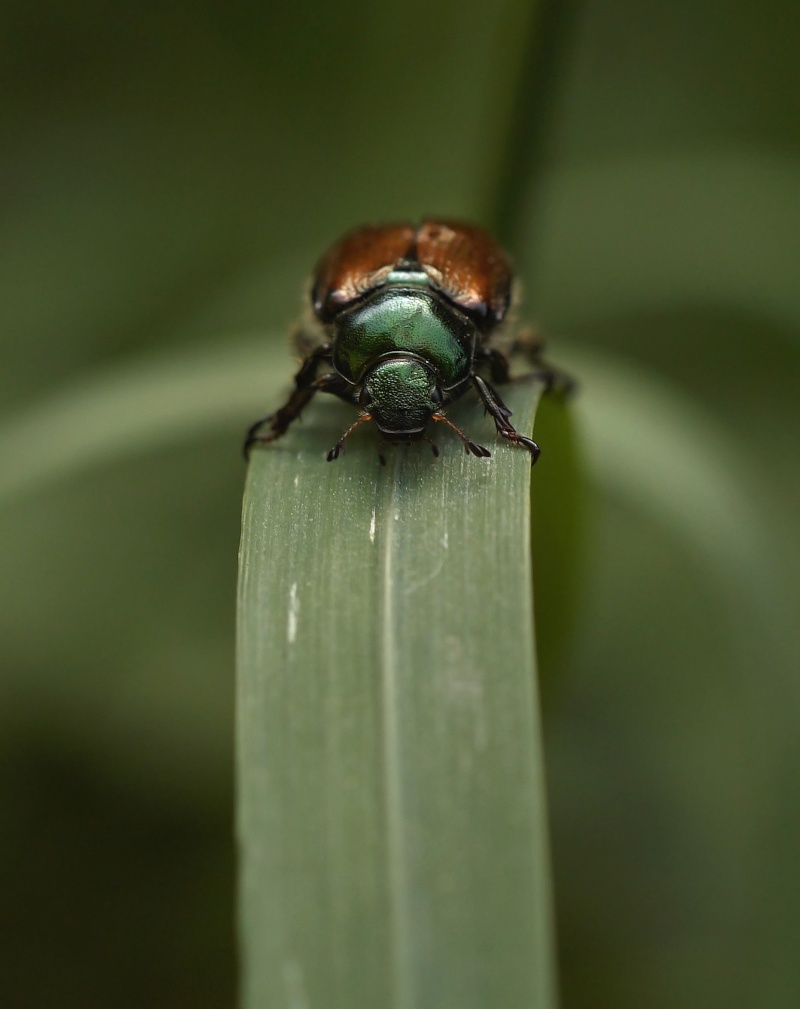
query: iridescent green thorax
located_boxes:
[332,284,475,389]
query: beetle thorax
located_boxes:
[332,285,475,389]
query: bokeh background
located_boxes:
[2,1,799,1007]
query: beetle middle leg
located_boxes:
[475,345,512,385]
[508,327,575,394]
[244,344,347,458]
[472,373,541,464]
[478,330,575,394]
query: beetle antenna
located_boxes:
[432,414,491,458]
[327,414,373,461]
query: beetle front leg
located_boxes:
[472,373,541,464]
[244,344,335,458]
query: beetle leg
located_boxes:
[508,325,546,358]
[480,329,575,395]
[432,413,491,458]
[475,346,512,385]
[244,344,338,458]
[327,414,374,461]
[507,328,576,394]
[472,373,541,465]
[528,362,576,395]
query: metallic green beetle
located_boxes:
[245,219,570,464]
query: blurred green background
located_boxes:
[1,1,799,1007]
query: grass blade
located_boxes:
[237,385,556,1009]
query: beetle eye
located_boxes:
[431,387,443,405]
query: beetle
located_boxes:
[245,219,570,464]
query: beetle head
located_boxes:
[360,355,442,439]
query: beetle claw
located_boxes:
[514,435,541,464]
[468,441,491,458]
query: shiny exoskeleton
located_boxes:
[245,220,570,464]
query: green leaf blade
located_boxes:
[237,386,556,1009]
